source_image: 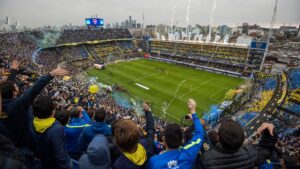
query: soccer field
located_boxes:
[87,59,243,122]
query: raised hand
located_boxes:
[188,99,196,114]
[257,123,274,136]
[11,60,21,70]
[50,68,69,77]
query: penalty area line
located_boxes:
[135,83,149,90]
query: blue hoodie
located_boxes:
[78,121,112,152]
[79,134,111,169]
[64,111,91,158]
[146,113,204,169]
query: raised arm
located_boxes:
[7,60,20,82]
[13,68,69,107]
[143,101,155,157]
[254,123,278,165]
[183,99,204,159]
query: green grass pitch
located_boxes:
[87,59,243,122]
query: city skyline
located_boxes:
[0,0,299,28]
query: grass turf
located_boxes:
[87,59,243,122]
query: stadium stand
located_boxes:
[248,76,277,112]
[236,112,258,127]
[0,29,299,169]
[288,68,300,89]
[280,68,300,115]
[202,105,223,126]
[148,40,252,76]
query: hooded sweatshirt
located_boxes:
[78,121,112,152]
[32,118,70,169]
[64,110,91,158]
[79,134,111,169]
[33,117,56,133]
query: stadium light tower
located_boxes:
[260,0,278,71]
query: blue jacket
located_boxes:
[146,113,204,169]
[64,111,91,156]
[0,75,53,148]
[78,121,112,152]
[79,134,111,169]
[32,121,70,169]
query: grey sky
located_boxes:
[0,0,299,28]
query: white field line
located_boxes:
[178,78,214,99]
[135,83,149,90]
[164,80,186,112]
[209,87,225,100]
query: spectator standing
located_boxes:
[64,106,91,159]
[78,108,112,152]
[146,99,204,169]
[203,120,278,169]
[112,101,155,169]
[79,134,111,169]
[32,95,70,169]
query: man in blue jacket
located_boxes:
[146,99,204,169]
[32,95,70,169]
[78,108,112,152]
[64,106,91,159]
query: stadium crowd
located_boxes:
[0,30,299,169]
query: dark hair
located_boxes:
[113,119,139,152]
[0,81,15,99]
[218,119,245,151]
[33,96,54,119]
[94,108,106,122]
[164,123,183,149]
[55,109,70,126]
[208,130,219,146]
[70,107,81,118]
[87,108,95,118]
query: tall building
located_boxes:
[129,16,132,29]
[242,23,249,35]
[118,16,142,29]
[125,20,129,29]
[133,20,137,29]
[219,25,228,36]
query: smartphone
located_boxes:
[184,115,191,120]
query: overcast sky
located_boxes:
[0,0,299,28]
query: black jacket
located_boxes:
[0,75,53,148]
[32,121,70,169]
[203,130,277,169]
[0,134,29,169]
